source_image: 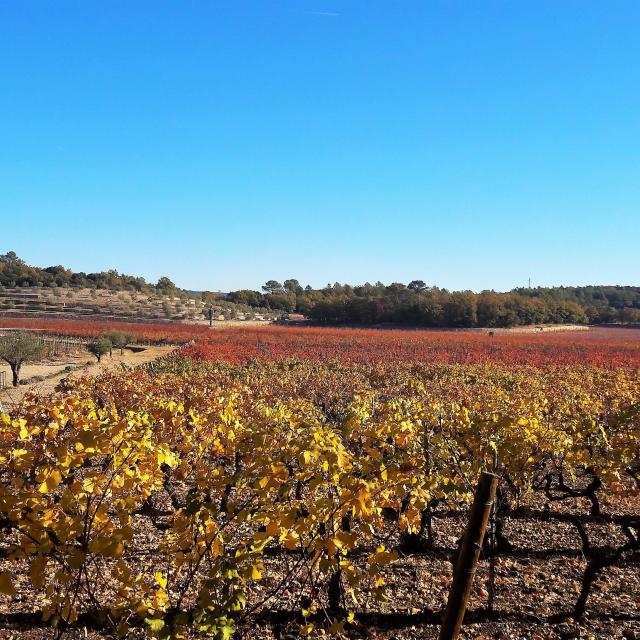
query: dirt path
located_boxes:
[0,344,175,409]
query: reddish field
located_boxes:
[180,325,640,367]
[0,317,212,343]
[3,317,640,367]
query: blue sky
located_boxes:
[1,1,639,292]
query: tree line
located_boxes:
[3,252,639,328]
[0,251,178,295]
[227,279,640,327]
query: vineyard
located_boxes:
[0,318,214,344]
[179,325,640,368]
[0,327,639,639]
[3,317,640,367]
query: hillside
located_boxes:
[0,252,281,324]
[3,251,640,328]
[0,285,282,324]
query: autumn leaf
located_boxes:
[0,572,16,597]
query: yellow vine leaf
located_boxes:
[0,572,16,597]
[29,556,47,589]
[38,469,62,493]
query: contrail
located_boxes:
[299,10,340,17]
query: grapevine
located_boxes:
[1,349,639,638]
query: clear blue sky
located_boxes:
[1,1,639,292]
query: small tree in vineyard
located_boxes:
[0,332,48,387]
[103,331,134,355]
[88,337,111,363]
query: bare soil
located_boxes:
[0,345,175,409]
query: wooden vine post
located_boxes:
[438,471,499,640]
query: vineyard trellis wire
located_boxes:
[39,334,90,356]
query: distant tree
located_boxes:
[226,290,264,307]
[619,307,640,323]
[386,283,408,295]
[103,331,134,355]
[408,280,427,292]
[262,280,283,294]
[0,332,48,386]
[283,279,303,295]
[201,291,224,305]
[443,292,477,328]
[156,276,177,293]
[511,296,547,325]
[414,293,444,326]
[264,292,297,312]
[547,301,588,325]
[262,280,284,293]
[477,292,509,327]
[88,337,112,363]
[0,251,24,269]
[309,299,343,323]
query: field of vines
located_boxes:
[0,318,214,344]
[3,317,640,367]
[1,325,639,639]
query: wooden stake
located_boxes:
[438,471,499,640]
